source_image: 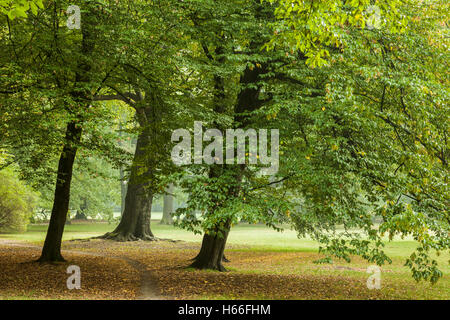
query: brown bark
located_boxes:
[38,121,82,262]
[38,5,98,262]
[190,224,231,271]
[190,52,266,270]
[101,128,156,241]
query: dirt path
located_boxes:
[0,239,164,300]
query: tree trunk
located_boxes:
[38,121,82,262]
[120,167,127,216]
[160,183,174,225]
[38,4,97,261]
[190,56,263,270]
[75,198,88,219]
[118,123,127,216]
[101,130,155,241]
[190,222,231,271]
[74,211,87,220]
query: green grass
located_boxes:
[1,220,447,264]
[0,223,114,242]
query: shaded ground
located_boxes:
[0,240,160,300]
[1,238,447,300]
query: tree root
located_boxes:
[93,232,182,243]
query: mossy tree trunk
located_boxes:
[101,127,155,241]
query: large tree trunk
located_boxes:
[190,223,231,271]
[38,121,82,262]
[160,183,174,225]
[100,84,166,241]
[101,129,156,241]
[190,44,265,270]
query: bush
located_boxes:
[0,169,37,233]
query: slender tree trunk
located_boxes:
[160,183,174,225]
[38,4,97,261]
[118,122,127,216]
[188,41,235,270]
[120,167,127,216]
[38,121,82,262]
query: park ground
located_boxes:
[0,216,448,300]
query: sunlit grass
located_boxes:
[1,219,448,272]
[0,219,447,263]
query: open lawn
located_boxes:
[0,220,448,300]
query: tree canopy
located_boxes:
[0,0,448,283]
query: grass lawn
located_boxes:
[0,218,448,300]
[0,218,443,259]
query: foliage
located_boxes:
[0,168,37,232]
[170,0,449,282]
[0,0,447,283]
[264,0,407,66]
[0,0,43,19]
[36,156,122,222]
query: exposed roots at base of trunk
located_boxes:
[96,232,158,242]
[94,232,181,243]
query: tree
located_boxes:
[0,168,37,232]
[96,0,198,241]
[263,0,449,284]
[160,183,175,225]
[173,0,292,270]
[1,0,132,261]
[171,0,449,282]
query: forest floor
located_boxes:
[0,222,449,300]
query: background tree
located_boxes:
[160,183,175,225]
[96,0,201,241]
[36,156,122,222]
[0,168,37,233]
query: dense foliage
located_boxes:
[0,0,447,281]
[0,168,37,232]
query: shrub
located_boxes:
[0,169,37,233]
